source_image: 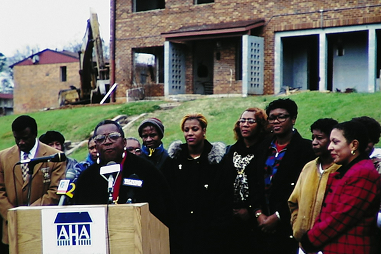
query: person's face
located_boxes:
[365,141,375,156]
[88,139,98,161]
[13,127,36,153]
[141,125,161,149]
[328,128,355,165]
[268,108,295,136]
[183,119,206,147]
[311,129,330,157]
[48,141,63,152]
[94,124,126,163]
[126,139,142,156]
[239,111,259,139]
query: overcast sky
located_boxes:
[0,0,110,57]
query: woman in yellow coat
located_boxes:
[288,118,340,254]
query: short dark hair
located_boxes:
[126,137,141,146]
[352,116,381,144]
[310,118,338,136]
[94,120,125,138]
[334,120,369,154]
[12,115,38,135]
[266,98,298,119]
[39,131,65,146]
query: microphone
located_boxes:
[17,153,67,165]
[58,167,77,206]
[124,173,142,204]
[100,161,120,203]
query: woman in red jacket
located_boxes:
[300,120,381,254]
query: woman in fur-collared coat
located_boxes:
[161,113,232,254]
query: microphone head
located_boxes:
[65,170,76,180]
[51,153,67,162]
[107,161,116,166]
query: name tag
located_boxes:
[123,178,143,187]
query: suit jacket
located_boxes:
[0,142,66,244]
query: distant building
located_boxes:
[109,0,381,102]
[0,93,13,115]
[11,49,80,113]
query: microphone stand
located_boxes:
[27,162,38,206]
[108,175,115,204]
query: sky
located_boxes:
[0,0,110,58]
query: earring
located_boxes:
[96,153,100,164]
[351,150,355,155]
[122,147,126,158]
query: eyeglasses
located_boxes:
[94,132,122,144]
[126,147,142,154]
[267,114,290,123]
[239,118,256,124]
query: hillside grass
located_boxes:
[1,91,380,161]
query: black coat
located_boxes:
[223,138,264,253]
[74,152,174,227]
[251,130,315,254]
[162,140,232,254]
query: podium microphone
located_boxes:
[17,153,67,166]
[100,161,120,203]
[124,173,142,204]
[58,167,77,206]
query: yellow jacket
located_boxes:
[288,158,340,241]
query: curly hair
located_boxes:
[180,113,208,131]
[233,107,269,141]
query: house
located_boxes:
[0,93,13,115]
[109,0,381,102]
[11,49,80,113]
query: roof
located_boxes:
[54,212,92,223]
[162,19,265,41]
[10,49,79,67]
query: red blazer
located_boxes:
[304,157,381,254]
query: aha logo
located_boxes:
[54,212,93,246]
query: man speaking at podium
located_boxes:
[0,115,66,252]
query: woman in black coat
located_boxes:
[161,113,232,254]
[252,98,315,254]
[223,107,270,253]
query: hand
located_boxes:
[258,213,279,233]
[233,208,250,221]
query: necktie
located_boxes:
[21,153,29,181]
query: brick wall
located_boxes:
[13,62,80,113]
[114,0,381,97]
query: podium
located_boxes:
[8,203,169,254]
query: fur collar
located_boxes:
[168,140,226,164]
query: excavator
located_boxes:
[58,11,110,106]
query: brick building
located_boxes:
[12,49,80,113]
[110,0,381,102]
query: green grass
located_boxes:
[1,91,381,161]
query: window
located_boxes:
[60,66,67,82]
[195,0,214,4]
[133,0,165,12]
[133,47,164,84]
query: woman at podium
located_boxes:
[74,120,174,228]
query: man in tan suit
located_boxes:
[0,115,66,251]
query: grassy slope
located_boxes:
[1,91,380,161]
